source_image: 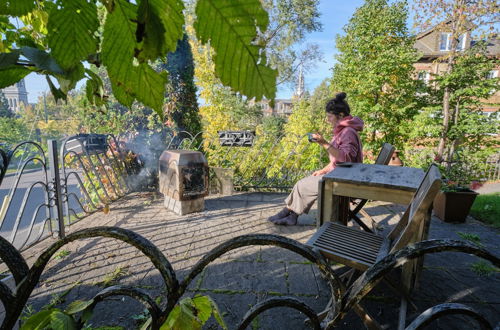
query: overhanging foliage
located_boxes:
[0,0,278,118]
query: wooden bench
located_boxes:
[307,164,441,328]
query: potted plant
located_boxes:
[433,181,479,223]
[433,157,482,223]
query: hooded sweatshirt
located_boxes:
[327,115,364,170]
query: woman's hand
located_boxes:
[312,170,324,176]
[311,133,327,145]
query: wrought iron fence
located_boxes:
[0,131,325,252]
[162,131,328,191]
[0,227,498,329]
[0,135,130,251]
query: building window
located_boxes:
[439,33,466,51]
[456,34,466,51]
[13,99,17,108]
[8,98,12,107]
[439,33,451,51]
[487,70,498,79]
[418,71,430,84]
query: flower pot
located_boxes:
[433,190,479,223]
[388,150,403,166]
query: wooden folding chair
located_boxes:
[348,143,395,233]
[307,164,441,328]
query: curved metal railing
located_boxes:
[163,131,328,191]
[0,136,130,251]
[59,134,130,226]
[0,142,51,251]
[0,227,498,329]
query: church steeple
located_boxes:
[293,65,305,99]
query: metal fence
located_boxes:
[162,131,328,190]
[2,131,498,252]
[0,135,130,251]
[1,228,498,329]
[0,131,324,252]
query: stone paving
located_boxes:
[3,191,500,329]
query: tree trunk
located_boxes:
[437,87,451,161]
[436,0,465,161]
[445,102,461,172]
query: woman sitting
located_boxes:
[268,92,364,226]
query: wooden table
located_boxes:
[317,163,425,226]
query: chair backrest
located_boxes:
[388,164,441,253]
[375,143,396,165]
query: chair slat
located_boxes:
[307,223,382,267]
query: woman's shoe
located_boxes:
[267,207,291,222]
[273,211,298,226]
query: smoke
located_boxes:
[122,130,168,191]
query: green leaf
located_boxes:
[64,299,94,315]
[49,310,77,329]
[47,0,99,70]
[133,64,167,117]
[0,66,31,88]
[81,307,93,324]
[191,295,211,323]
[102,0,137,84]
[137,0,184,61]
[102,0,167,116]
[161,298,202,330]
[205,295,227,329]
[20,309,52,330]
[194,0,277,100]
[46,75,67,103]
[110,80,134,108]
[85,69,105,106]
[57,62,85,93]
[0,50,21,68]
[0,0,36,16]
[21,46,64,75]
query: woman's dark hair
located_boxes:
[325,92,350,116]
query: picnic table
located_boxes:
[317,163,425,227]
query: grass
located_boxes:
[470,192,500,228]
[470,261,499,277]
[52,249,71,260]
[457,232,482,247]
[96,266,130,288]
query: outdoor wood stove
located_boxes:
[158,150,208,215]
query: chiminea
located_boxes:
[158,150,208,215]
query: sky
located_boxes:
[23,0,371,104]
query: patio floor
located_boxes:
[5,191,500,329]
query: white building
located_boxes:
[1,79,28,113]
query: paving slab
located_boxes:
[1,192,499,329]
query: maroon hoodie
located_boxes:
[327,115,364,170]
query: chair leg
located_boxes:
[313,297,383,330]
[397,297,408,330]
[359,209,380,232]
[382,278,418,311]
[349,212,374,233]
[353,303,383,330]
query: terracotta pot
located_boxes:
[433,190,479,223]
[388,150,403,166]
